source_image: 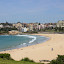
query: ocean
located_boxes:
[0,35,49,51]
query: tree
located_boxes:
[50,55,64,64]
[38,23,40,25]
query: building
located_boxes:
[33,23,38,30]
[21,27,29,32]
[44,23,56,28]
[13,22,22,31]
[40,24,45,29]
[38,23,44,30]
[38,24,41,30]
[22,23,28,28]
[4,25,13,28]
[29,23,34,31]
[9,30,19,35]
[57,20,64,28]
[0,24,3,28]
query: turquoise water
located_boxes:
[0,35,49,51]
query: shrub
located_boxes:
[0,53,13,60]
[21,57,34,62]
[50,55,64,64]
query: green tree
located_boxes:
[50,55,64,64]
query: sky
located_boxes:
[0,0,64,23]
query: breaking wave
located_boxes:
[16,35,36,44]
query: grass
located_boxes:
[0,58,44,64]
[0,53,44,64]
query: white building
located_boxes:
[41,24,45,29]
[22,27,28,32]
[57,20,64,28]
[0,24,3,28]
[38,25,41,30]
[38,24,45,30]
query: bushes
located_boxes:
[0,54,34,62]
[1,53,64,64]
[21,57,34,62]
[50,55,64,64]
[0,53,13,60]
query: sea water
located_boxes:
[0,35,49,51]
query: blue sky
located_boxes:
[0,0,64,23]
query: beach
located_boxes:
[0,34,64,63]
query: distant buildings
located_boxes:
[57,20,64,28]
[13,22,34,32]
[1,20,63,34]
[12,22,57,32]
[13,22,22,31]
[44,23,56,28]
[0,22,13,28]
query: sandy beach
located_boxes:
[0,34,64,63]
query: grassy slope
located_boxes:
[0,58,43,64]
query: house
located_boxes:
[13,22,22,31]
[0,24,3,28]
[4,25,13,28]
[29,23,34,31]
[40,24,45,29]
[21,27,29,32]
[38,23,44,30]
[57,20,64,28]
[33,23,38,31]
[44,23,56,28]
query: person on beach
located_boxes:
[51,48,53,51]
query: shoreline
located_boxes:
[0,34,64,63]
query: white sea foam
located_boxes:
[16,35,27,36]
[16,35,36,44]
[23,43,26,45]
[28,36,36,43]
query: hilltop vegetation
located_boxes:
[0,53,43,64]
[0,58,44,64]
